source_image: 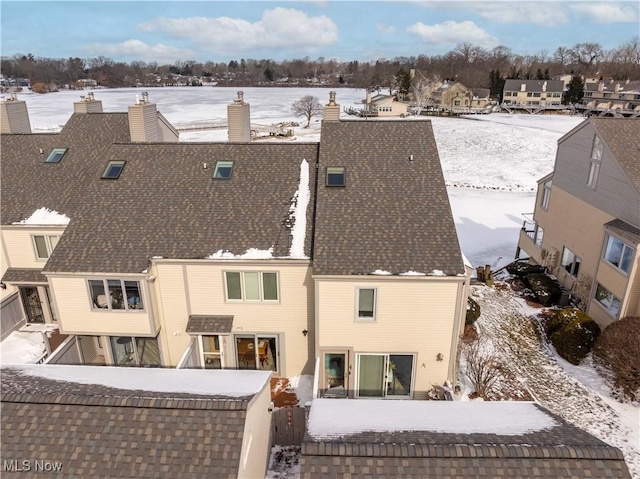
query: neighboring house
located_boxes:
[583,79,640,112]
[300,399,632,478]
[502,79,564,107]
[1,91,470,398]
[0,365,273,478]
[516,117,640,327]
[470,88,491,108]
[430,81,473,110]
[363,91,409,117]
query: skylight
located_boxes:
[45,148,67,163]
[213,161,234,179]
[326,167,345,186]
[102,160,126,179]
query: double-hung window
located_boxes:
[603,235,634,274]
[541,180,552,211]
[225,272,279,302]
[587,135,603,188]
[534,225,544,248]
[32,235,60,259]
[356,288,376,320]
[561,247,581,277]
[89,279,143,311]
[594,283,621,317]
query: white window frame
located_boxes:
[88,279,144,311]
[355,353,415,399]
[224,271,279,303]
[541,180,552,211]
[603,235,634,274]
[587,160,600,188]
[355,287,377,321]
[561,247,581,277]
[32,234,60,260]
[594,283,621,318]
[591,135,603,161]
[534,225,544,248]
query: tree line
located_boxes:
[1,37,638,93]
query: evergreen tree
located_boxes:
[564,73,585,104]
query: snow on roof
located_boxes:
[207,247,274,260]
[371,269,392,275]
[13,207,70,225]
[8,364,271,398]
[0,332,47,364]
[399,271,426,276]
[288,159,310,259]
[307,399,558,439]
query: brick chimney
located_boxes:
[227,91,251,142]
[128,92,159,142]
[1,93,32,134]
[323,91,340,122]
[73,91,103,113]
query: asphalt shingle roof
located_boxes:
[313,120,464,276]
[590,118,640,193]
[0,367,255,479]
[186,315,234,333]
[300,404,632,478]
[503,79,565,93]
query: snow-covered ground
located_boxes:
[16,87,637,477]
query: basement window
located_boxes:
[326,167,345,186]
[45,148,67,163]
[102,160,126,179]
[213,161,234,179]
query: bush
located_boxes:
[466,297,481,325]
[506,261,546,278]
[526,273,562,306]
[593,316,640,401]
[550,310,600,365]
[546,307,584,336]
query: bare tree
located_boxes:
[291,95,323,128]
[463,339,503,399]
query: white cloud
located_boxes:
[138,8,338,54]
[422,2,569,26]
[83,39,195,63]
[569,3,639,24]
[407,20,500,49]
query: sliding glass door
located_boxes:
[235,334,278,372]
[356,353,414,398]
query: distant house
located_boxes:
[363,91,409,117]
[431,81,473,110]
[582,80,640,111]
[517,117,640,327]
[300,399,632,478]
[502,79,564,107]
[470,88,491,108]
[1,91,470,399]
[1,365,273,478]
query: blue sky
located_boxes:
[1,1,638,64]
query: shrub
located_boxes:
[506,261,545,278]
[464,339,503,399]
[550,311,601,365]
[526,273,562,306]
[593,316,640,401]
[546,307,585,336]
[466,297,481,325]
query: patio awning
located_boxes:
[186,315,234,334]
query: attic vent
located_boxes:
[102,160,126,179]
[213,161,234,179]
[45,148,67,163]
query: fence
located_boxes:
[271,406,307,446]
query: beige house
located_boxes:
[517,118,640,327]
[502,79,564,107]
[583,79,640,111]
[364,91,409,117]
[1,92,469,399]
[431,82,473,110]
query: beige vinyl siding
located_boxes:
[128,103,159,142]
[48,276,156,336]
[316,277,464,399]
[155,261,314,373]
[1,100,32,134]
[596,260,630,300]
[625,267,640,317]
[78,336,99,363]
[238,380,272,479]
[539,187,614,295]
[2,226,66,268]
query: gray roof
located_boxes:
[314,120,464,276]
[585,80,640,93]
[43,141,318,273]
[186,315,234,333]
[300,404,631,479]
[1,268,48,284]
[604,218,640,245]
[0,113,131,225]
[503,79,565,93]
[0,367,256,479]
[590,118,640,193]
